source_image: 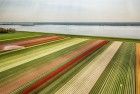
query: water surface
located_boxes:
[0,25,140,39]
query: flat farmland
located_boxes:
[90,42,136,94]
[0,31,46,42]
[55,42,122,94]
[0,31,138,94]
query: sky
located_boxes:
[0,0,140,22]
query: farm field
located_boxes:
[0,31,139,94]
[0,35,64,52]
[0,31,46,42]
[55,42,122,94]
[90,42,136,94]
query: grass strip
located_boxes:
[0,31,46,42]
[41,32,140,43]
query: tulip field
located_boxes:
[0,31,139,94]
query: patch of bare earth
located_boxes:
[2,45,24,51]
[0,44,4,51]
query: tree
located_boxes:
[0,27,16,33]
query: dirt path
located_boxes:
[0,40,105,94]
[136,43,140,94]
[0,35,63,51]
[55,42,122,94]
[22,40,108,94]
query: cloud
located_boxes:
[0,0,140,22]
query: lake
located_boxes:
[0,25,140,39]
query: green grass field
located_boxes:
[0,31,46,42]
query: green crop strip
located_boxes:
[37,42,112,94]
[45,33,140,43]
[0,40,88,84]
[90,42,136,94]
[0,31,46,42]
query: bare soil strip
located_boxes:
[136,43,140,94]
[55,42,122,94]
[22,40,108,94]
[0,35,63,51]
[12,35,63,47]
[2,45,25,51]
[0,45,4,51]
[0,40,103,94]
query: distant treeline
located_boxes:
[0,22,140,26]
[0,27,16,33]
